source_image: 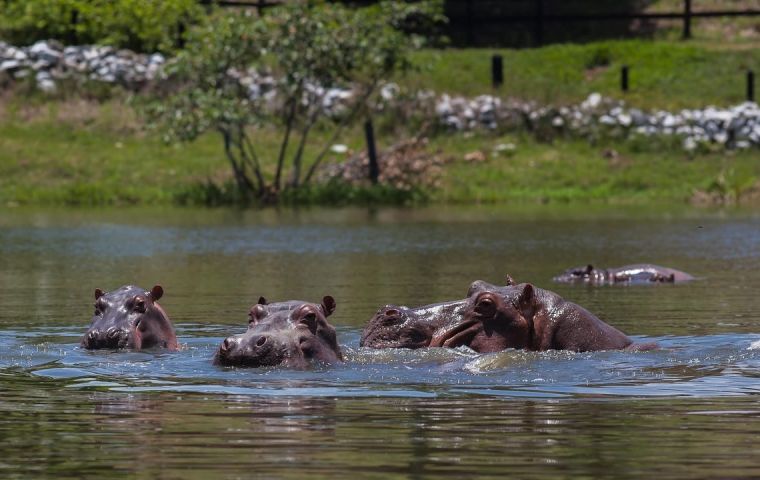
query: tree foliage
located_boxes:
[0,0,202,53]
[144,1,443,203]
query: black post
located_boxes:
[491,54,503,89]
[621,65,629,92]
[365,119,379,185]
[748,70,755,102]
[534,0,544,47]
[683,0,692,39]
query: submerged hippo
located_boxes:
[553,264,694,285]
[215,296,342,368]
[360,299,468,349]
[81,285,177,350]
[431,283,655,353]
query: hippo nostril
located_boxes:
[256,336,267,348]
[221,337,233,353]
[106,328,120,339]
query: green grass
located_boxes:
[431,133,760,204]
[404,40,759,109]
[2,38,760,207]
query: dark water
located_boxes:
[1,206,760,479]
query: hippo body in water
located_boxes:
[553,264,694,285]
[433,282,655,353]
[81,285,177,350]
[215,296,342,368]
[362,277,653,353]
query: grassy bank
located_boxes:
[2,38,760,207]
[2,112,758,207]
[405,40,760,109]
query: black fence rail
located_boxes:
[447,0,760,47]
[207,0,760,48]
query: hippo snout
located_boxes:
[215,333,277,367]
[82,327,130,350]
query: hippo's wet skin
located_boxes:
[553,264,694,285]
[432,283,656,353]
[361,277,518,349]
[360,300,468,349]
[81,285,177,350]
[215,296,342,368]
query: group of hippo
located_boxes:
[81,264,694,368]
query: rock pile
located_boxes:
[431,92,760,151]
[0,40,165,92]
[319,136,445,190]
[2,40,758,151]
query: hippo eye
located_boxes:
[134,300,146,313]
[298,312,318,333]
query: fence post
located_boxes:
[748,70,755,102]
[621,65,629,92]
[365,119,379,185]
[683,0,692,39]
[534,0,544,47]
[491,54,503,89]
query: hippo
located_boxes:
[215,296,342,368]
[361,277,518,350]
[553,264,694,285]
[431,282,656,353]
[81,285,178,350]
[360,299,468,349]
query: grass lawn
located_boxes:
[1,38,759,206]
[404,40,760,109]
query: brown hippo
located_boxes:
[431,282,655,353]
[81,285,178,350]
[360,300,468,349]
[553,264,694,285]
[361,277,517,349]
[215,296,342,368]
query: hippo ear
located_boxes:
[505,274,516,286]
[149,285,164,302]
[257,296,267,305]
[321,296,336,317]
[94,288,105,300]
[516,284,537,318]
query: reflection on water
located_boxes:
[1,206,760,479]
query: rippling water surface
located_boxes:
[1,206,759,479]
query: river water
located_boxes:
[1,206,759,479]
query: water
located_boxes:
[1,205,760,479]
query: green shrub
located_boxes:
[0,0,204,52]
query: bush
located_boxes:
[0,0,203,52]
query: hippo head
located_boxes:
[466,274,517,297]
[81,285,177,350]
[430,284,536,353]
[360,305,436,349]
[553,264,597,283]
[215,296,342,368]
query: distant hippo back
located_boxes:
[81,285,177,350]
[553,264,694,284]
